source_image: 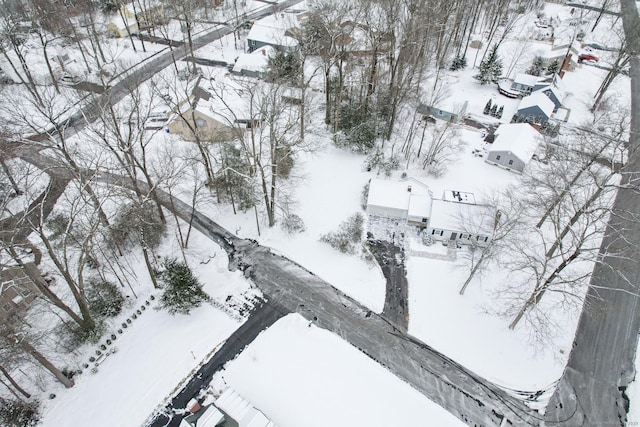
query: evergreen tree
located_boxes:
[483,99,492,115]
[526,56,546,76]
[497,105,504,119]
[476,44,503,84]
[450,55,467,71]
[546,58,560,75]
[490,104,498,117]
[157,259,211,315]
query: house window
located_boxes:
[461,233,468,239]
[195,118,207,128]
[508,159,514,165]
[439,230,444,236]
[431,229,436,235]
[496,155,501,160]
[483,237,488,242]
[421,218,428,223]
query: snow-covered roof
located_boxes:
[429,200,495,235]
[513,73,542,87]
[490,123,541,162]
[215,388,275,427]
[195,405,225,427]
[247,13,300,47]
[233,46,274,74]
[442,190,476,204]
[367,178,431,212]
[408,194,432,218]
[195,78,256,122]
[518,91,555,117]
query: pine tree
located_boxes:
[497,105,504,119]
[483,99,492,115]
[157,258,211,315]
[546,58,560,75]
[450,55,467,71]
[490,104,498,116]
[476,44,503,85]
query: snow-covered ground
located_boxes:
[221,314,466,427]
[14,1,637,426]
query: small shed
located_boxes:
[485,123,540,173]
[515,91,555,125]
[365,178,431,221]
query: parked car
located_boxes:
[59,74,81,85]
[578,53,599,63]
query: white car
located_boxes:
[59,74,81,85]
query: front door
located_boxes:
[450,232,458,240]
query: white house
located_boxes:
[232,46,274,79]
[247,13,301,52]
[365,178,432,225]
[485,123,541,173]
[426,193,496,245]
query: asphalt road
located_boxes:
[368,239,409,330]
[148,299,288,427]
[28,0,304,143]
[9,157,541,427]
[544,1,640,424]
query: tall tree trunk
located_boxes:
[18,339,74,388]
[0,364,30,398]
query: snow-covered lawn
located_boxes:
[222,314,466,427]
[40,303,241,427]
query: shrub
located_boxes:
[450,55,467,71]
[320,213,365,254]
[0,400,40,427]
[86,280,125,318]
[156,258,211,315]
[281,213,306,234]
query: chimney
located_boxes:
[407,185,412,192]
[262,49,266,56]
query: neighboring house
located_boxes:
[247,13,301,52]
[232,46,274,79]
[107,2,165,37]
[215,388,277,427]
[533,85,564,112]
[365,178,433,226]
[510,73,543,95]
[0,264,41,322]
[107,14,139,38]
[426,196,496,245]
[417,100,468,123]
[485,123,541,173]
[167,77,258,142]
[514,91,555,125]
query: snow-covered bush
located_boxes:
[109,200,166,251]
[360,182,370,210]
[320,213,365,254]
[281,213,306,234]
[86,280,125,318]
[450,55,467,71]
[0,399,40,427]
[156,258,211,315]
